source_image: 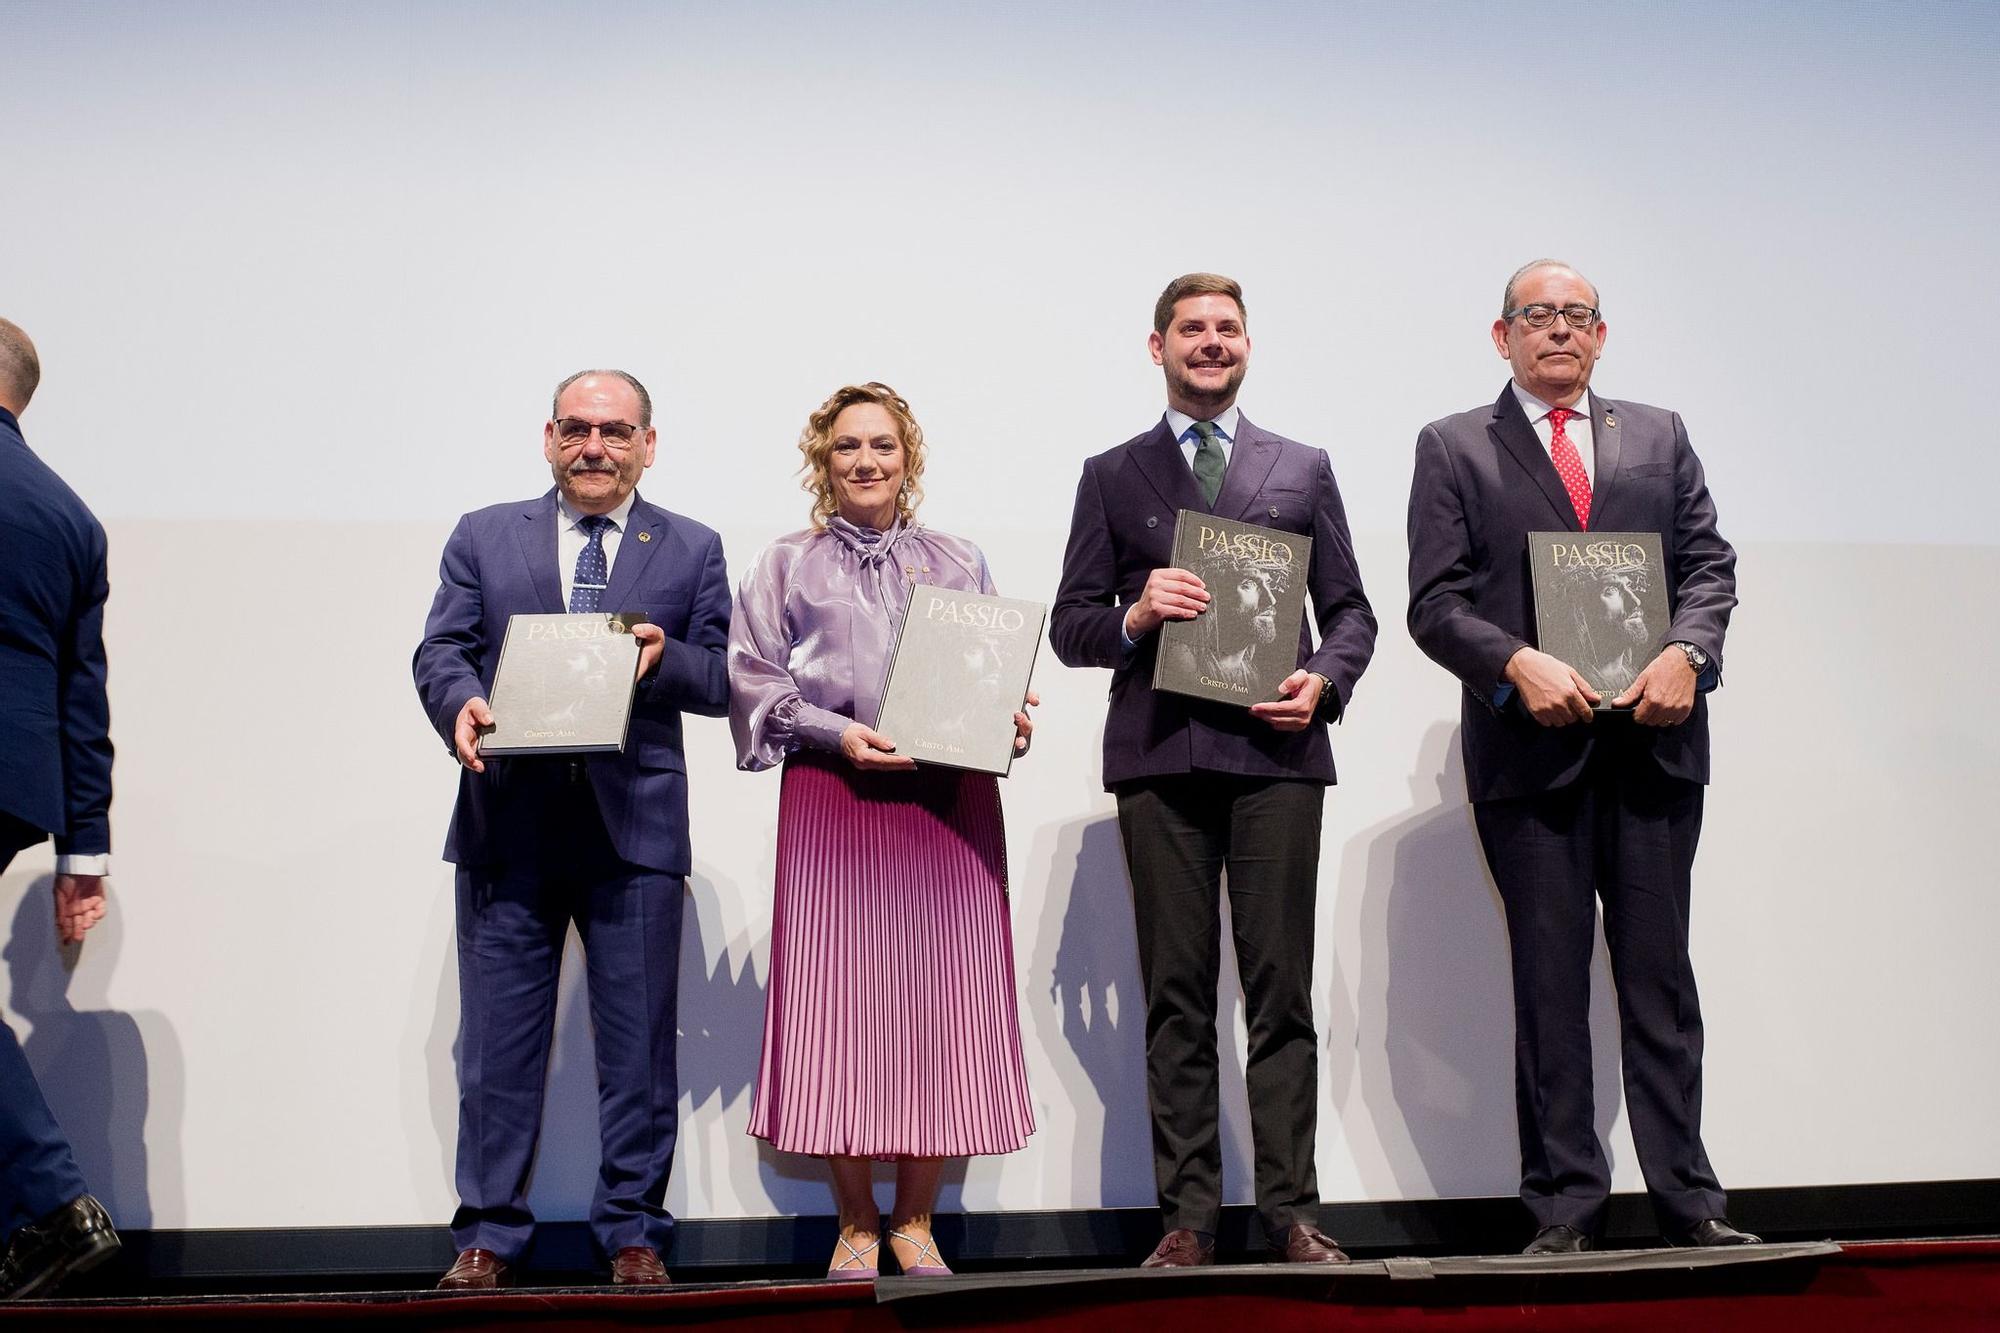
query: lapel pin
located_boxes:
[1269,506,1281,519]
[637,531,652,543]
[1604,413,1617,428]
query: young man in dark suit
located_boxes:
[1052,274,1376,1267]
[1406,260,1754,1253]
[414,370,730,1288]
[0,317,122,1300]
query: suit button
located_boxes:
[1146,516,1158,528]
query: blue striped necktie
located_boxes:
[569,514,613,613]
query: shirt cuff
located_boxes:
[55,853,110,876]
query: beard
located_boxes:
[1168,359,1247,408]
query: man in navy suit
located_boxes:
[1406,260,1754,1253]
[1052,274,1376,1267]
[414,369,730,1288]
[0,317,121,1299]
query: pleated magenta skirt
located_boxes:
[747,751,1036,1158]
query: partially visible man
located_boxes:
[414,370,730,1288]
[1052,274,1375,1268]
[0,317,122,1299]
[1406,261,1754,1253]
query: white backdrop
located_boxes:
[3,1,1996,1230]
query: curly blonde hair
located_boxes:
[797,382,928,529]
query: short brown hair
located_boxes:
[1153,273,1246,335]
[797,382,928,529]
[0,318,40,410]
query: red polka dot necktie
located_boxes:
[1546,406,1591,530]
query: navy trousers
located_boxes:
[450,775,684,1262]
[1,823,87,1244]
[1473,732,1727,1236]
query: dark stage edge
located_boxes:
[4,1241,1998,1329]
[75,1177,2000,1290]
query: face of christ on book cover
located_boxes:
[1552,555,1655,694]
[1182,540,1290,690]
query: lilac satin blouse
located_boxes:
[728,517,996,771]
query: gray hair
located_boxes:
[1501,260,1600,317]
[551,368,653,428]
[0,317,40,410]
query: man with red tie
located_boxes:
[1406,261,1755,1254]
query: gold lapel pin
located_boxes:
[1604,414,1618,428]
[637,531,652,543]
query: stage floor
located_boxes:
[3,1239,1996,1330]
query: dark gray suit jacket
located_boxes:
[1406,383,1736,802]
[1052,414,1376,789]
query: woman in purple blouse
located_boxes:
[728,383,1037,1280]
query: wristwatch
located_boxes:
[1671,641,1708,672]
[1307,671,1335,714]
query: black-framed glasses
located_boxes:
[1504,303,1600,330]
[553,417,642,448]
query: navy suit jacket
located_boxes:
[413,489,730,875]
[1051,413,1376,789]
[0,408,112,855]
[1406,384,1737,803]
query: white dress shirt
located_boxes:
[1510,383,1595,488]
[555,490,637,607]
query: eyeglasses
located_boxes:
[553,417,642,448]
[1504,303,1601,330]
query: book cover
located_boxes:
[477,612,643,756]
[1152,509,1314,707]
[1525,531,1669,708]
[874,586,1046,777]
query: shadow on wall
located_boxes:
[423,870,783,1225]
[1345,722,1623,1202]
[1028,813,1153,1209]
[4,874,185,1228]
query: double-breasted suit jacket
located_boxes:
[1051,414,1376,787]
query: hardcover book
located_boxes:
[1526,531,1669,709]
[874,586,1046,777]
[477,612,644,757]
[1152,509,1313,707]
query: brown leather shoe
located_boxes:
[610,1246,670,1286]
[437,1248,509,1290]
[1278,1224,1349,1264]
[1140,1228,1216,1268]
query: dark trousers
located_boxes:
[451,778,685,1262]
[1473,739,1727,1236]
[1115,774,1325,1239]
[1,817,87,1244]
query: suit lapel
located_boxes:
[1489,384,1582,532]
[518,491,563,612]
[1131,417,1208,514]
[1214,413,1279,520]
[1588,391,1623,516]
[601,494,664,610]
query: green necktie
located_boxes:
[1191,419,1225,507]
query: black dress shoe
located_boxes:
[1673,1218,1761,1247]
[1523,1224,1591,1255]
[0,1194,120,1300]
